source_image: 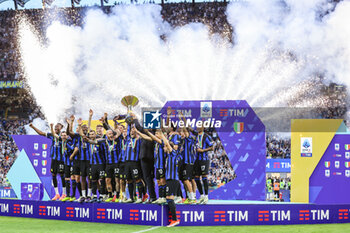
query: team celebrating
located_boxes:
[29,107,214,227]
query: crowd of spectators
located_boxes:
[319,83,348,120]
[207,131,236,189]
[161,2,232,39]
[266,134,291,159]
[0,10,19,81]
[0,119,29,186]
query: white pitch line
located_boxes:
[132,226,161,233]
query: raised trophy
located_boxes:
[121,95,139,125]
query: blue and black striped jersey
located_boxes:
[182,136,196,165]
[46,133,63,161]
[62,138,77,166]
[165,150,181,180]
[100,138,119,164]
[90,142,105,165]
[154,140,165,169]
[119,137,127,163]
[168,133,181,150]
[74,134,91,161]
[196,133,213,161]
[125,137,141,162]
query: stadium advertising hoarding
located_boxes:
[0,200,162,225]
[0,187,17,198]
[1,199,350,226]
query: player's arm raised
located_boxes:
[160,131,172,153]
[88,109,93,133]
[165,106,172,133]
[77,118,84,137]
[179,111,189,138]
[146,130,162,144]
[67,115,75,138]
[135,127,152,142]
[50,123,59,139]
[29,123,46,136]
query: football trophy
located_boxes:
[121,95,139,125]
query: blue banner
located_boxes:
[0,187,17,199]
[266,159,291,173]
[1,199,350,226]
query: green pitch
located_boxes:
[1,216,350,233]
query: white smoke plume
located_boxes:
[18,1,350,124]
[25,118,50,135]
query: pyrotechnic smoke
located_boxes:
[25,117,50,135]
[18,1,350,124]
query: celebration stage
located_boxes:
[1,199,350,226]
[2,101,350,226]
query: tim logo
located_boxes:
[97,208,122,220]
[338,209,349,220]
[258,210,290,222]
[299,210,310,220]
[96,208,106,220]
[299,209,329,221]
[200,102,212,118]
[143,111,161,129]
[219,108,248,117]
[214,210,248,223]
[39,206,60,217]
[65,207,89,219]
[130,209,157,222]
[12,204,33,215]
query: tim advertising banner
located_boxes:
[1,199,350,226]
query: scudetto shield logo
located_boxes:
[234,122,244,134]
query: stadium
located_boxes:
[1,0,350,232]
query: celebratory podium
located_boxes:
[1,100,350,226]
